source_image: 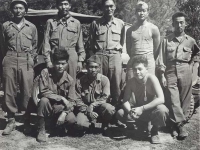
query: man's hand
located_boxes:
[57,112,67,125]
[161,74,167,87]
[89,112,99,120]
[77,62,83,72]
[130,106,143,119]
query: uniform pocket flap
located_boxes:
[22,33,32,40]
[67,27,77,33]
[183,47,192,52]
[111,29,121,34]
[96,30,106,35]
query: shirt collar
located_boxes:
[49,70,70,85]
[9,18,30,27]
[53,14,74,25]
[83,73,101,84]
[101,16,117,25]
[168,32,189,42]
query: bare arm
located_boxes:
[152,26,160,60]
[142,75,164,111]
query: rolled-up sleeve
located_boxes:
[76,23,86,62]
[156,39,167,73]
[42,20,52,65]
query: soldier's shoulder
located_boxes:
[3,21,12,27]
[114,17,124,24]
[25,19,36,28]
[70,16,80,24]
[186,34,195,42]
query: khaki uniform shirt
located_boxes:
[2,18,38,59]
[39,68,75,106]
[43,15,85,64]
[157,33,200,73]
[89,17,125,53]
[76,73,110,112]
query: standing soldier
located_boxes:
[89,0,125,106]
[126,1,160,79]
[1,0,38,135]
[43,0,85,81]
[156,12,200,139]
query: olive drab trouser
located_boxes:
[2,52,34,113]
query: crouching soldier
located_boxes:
[1,0,38,136]
[116,55,169,144]
[36,50,76,142]
[75,55,115,135]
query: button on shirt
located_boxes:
[157,33,200,73]
[2,19,38,59]
[43,15,85,64]
[89,17,125,52]
[39,68,76,105]
[76,73,110,112]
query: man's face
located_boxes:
[12,3,26,19]
[172,16,186,34]
[87,62,100,77]
[135,5,148,21]
[57,0,71,16]
[103,0,116,17]
[53,60,68,74]
[132,63,148,80]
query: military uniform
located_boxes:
[2,18,38,113]
[89,17,125,104]
[156,33,200,123]
[37,68,76,122]
[75,73,115,129]
[43,15,85,81]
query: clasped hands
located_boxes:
[129,106,144,119]
[87,105,98,121]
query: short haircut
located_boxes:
[56,0,71,5]
[10,1,28,12]
[136,1,149,11]
[52,49,69,62]
[102,0,116,6]
[131,55,148,68]
[172,12,187,22]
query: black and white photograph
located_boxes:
[0,0,199,149]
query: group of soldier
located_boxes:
[0,0,199,145]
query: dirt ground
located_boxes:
[0,108,199,150]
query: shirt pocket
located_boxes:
[182,47,192,61]
[167,47,176,60]
[67,27,78,40]
[111,29,121,42]
[96,30,106,41]
[21,33,32,49]
[50,28,59,46]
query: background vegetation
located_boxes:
[0,0,199,44]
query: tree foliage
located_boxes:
[176,0,200,45]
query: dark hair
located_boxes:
[52,49,69,62]
[56,0,71,5]
[172,12,187,22]
[102,0,116,6]
[10,1,28,12]
[131,55,148,68]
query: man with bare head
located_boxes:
[126,1,160,79]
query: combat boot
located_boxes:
[2,118,16,135]
[177,123,188,139]
[36,117,46,142]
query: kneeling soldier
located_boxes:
[75,55,115,135]
[36,50,76,142]
[116,55,169,144]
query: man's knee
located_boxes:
[101,103,115,115]
[116,109,125,120]
[156,104,169,117]
[38,97,50,107]
[66,112,76,125]
[76,113,90,128]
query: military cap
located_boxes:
[10,0,28,10]
[87,55,101,65]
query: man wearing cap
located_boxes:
[43,0,85,81]
[126,1,160,79]
[75,55,115,135]
[88,0,125,106]
[1,0,38,135]
[156,12,200,139]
